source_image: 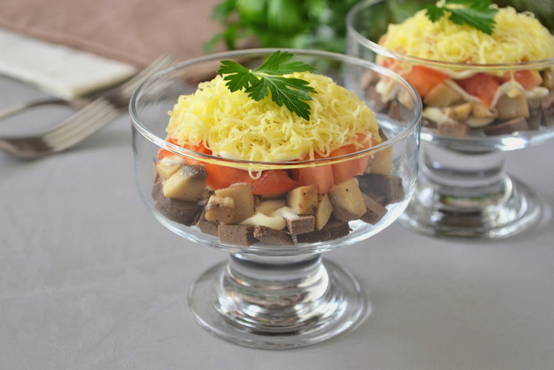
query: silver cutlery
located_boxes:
[0,55,173,159]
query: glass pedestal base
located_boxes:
[188,256,369,350]
[400,175,542,239]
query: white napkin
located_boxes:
[0,29,136,99]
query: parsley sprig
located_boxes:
[425,0,498,35]
[217,51,316,120]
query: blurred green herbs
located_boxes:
[207,0,554,53]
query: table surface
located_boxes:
[1,75,553,370]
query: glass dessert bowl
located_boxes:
[130,49,421,349]
[347,0,554,239]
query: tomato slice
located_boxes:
[404,65,449,96]
[503,70,543,91]
[330,145,370,184]
[204,164,253,190]
[295,165,334,194]
[457,73,501,107]
[251,170,297,196]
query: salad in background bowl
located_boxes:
[348,0,554,239]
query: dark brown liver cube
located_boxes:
[361,194,387,225]
[218,224,255,246]
[152,180,201,226]
[542,92,554,127]
[484,117,528,136]
[358,174,404,206]
[365,85,388,113]
[297,221,351,243]
[437,121,469,137]
[196,211,218,236]
[388,100,410,121]
[286,216,315,235]
[253,226,294,246]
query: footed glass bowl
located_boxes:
[347,0,554,239]
[130,49,421,349]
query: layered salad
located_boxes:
[151,53,404,246]
[367,2,554,137]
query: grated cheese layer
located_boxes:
[380,6,554,65]
[166,72,380,162]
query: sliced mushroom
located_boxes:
[256,200,286,216]
[156,156,185,180]
[214,183,255,223]
[287,185,318,215]
[446,103,472,121]
[471,102,497,119]
[162,165,207,201]
[424,82,463,107]
[329,178,367,221]
[542,69,554,89]
[205,195,235,224]
[315,195,333,231]
[495,94,530,120]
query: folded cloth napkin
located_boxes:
[0,0,220,68]
[0,29,136,99]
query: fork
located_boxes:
[0,55,174,120]
[0,56,174,159]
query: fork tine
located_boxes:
[45,104,120,151]
[44,100,118,146]
[45,99,110,137]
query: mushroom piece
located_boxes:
[329,178,367,221]
[446,103,472,122]
[287,185,318,215]
[162,165,207,201]
[315,195,333,231]
[495,93,530,120]
[205,195,236,224]
[424,82,463,107]
[214,183,255,223]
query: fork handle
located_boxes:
[0,98,88,121]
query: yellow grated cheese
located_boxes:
[381,6,554,65]
[166,72,380,162]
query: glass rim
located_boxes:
[346,0,554,72]
[129,48,422,170]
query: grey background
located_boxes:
[1,76,553,370]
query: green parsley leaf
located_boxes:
[217,51,316,120]
[424,0,498,35]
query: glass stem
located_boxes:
[421,143,510,208]
[216,253,337,333]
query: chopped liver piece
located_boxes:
[286,216,316,235]
[361,194,387,224]
[218,224,256,246]
[484,117,529,136]
[253,226,294,245]
[437,121,469,137]
[388,100,410,121]
[357,174,404,206]
[297,221,351,243]
[542,92,554,127]
[196,211,218,236]
[152,180,201,226]
[527,99,543,130]
[365,85,388,112]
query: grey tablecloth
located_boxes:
[1,76,554,370]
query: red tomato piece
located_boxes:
[457,73,501,107]
[204,164,253,190]
[295,165,335,194]
[507,70,543,90]
[251,170,297,196]
[330,145,370,184]
[404,65,449,96]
